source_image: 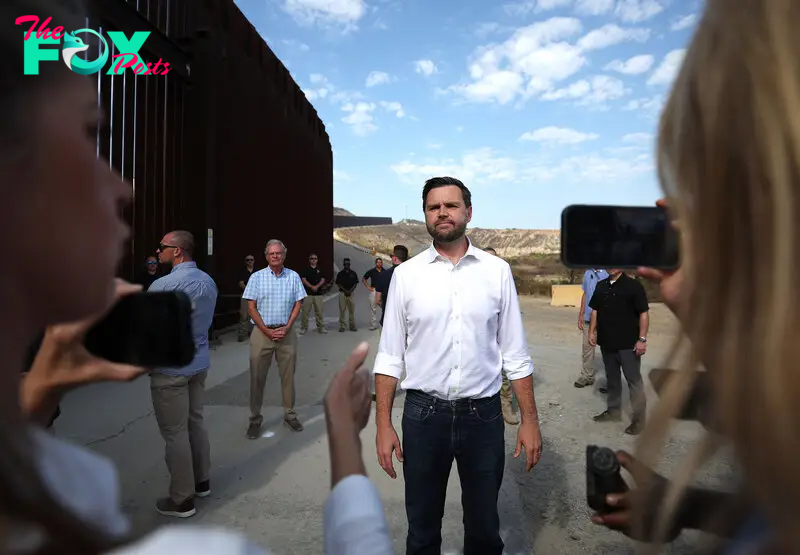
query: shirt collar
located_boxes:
[170,261,197,274]
[426,237,479,264]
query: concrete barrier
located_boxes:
[550,284,583,307]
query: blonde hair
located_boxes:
[638,0,800,550]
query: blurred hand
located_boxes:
[323,341,372,433]
[272,327,287,341]
[637,199,684,315]
[578,319,585,331]
[634,341,647,356]
[28,279,148,392]
[514,420,543,471]
[588,330,597,346]
[590,450,681,542]
[376,424,403,479]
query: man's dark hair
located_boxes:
[422,176,472,209]
[375,257,382,263]
[393,245,409,262]
[343,258,350,263]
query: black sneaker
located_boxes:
[156,497,196,518]
[195,480,211,498]
[625,419,645,435]
[246,422,261,439]
[284,415,304,432]
[593,409,622,422]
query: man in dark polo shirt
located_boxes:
[375,245,409,329]
[300,252,328,334]
[334,258,359,332]
[588,269,649,435]
[238,254,257,341]
[362,258,384,330]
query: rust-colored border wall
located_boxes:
[90,0,333,329]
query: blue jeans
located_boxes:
[402,389,505,555]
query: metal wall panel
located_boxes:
[334,216,394,228]
[88,0,333,329]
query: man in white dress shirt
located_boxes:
[373,176,543,555]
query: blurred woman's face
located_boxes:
[5,74,130,325]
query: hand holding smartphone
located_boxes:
[586,445,629,514]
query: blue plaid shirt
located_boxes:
[242,266,306,326]
[148,261,218,377]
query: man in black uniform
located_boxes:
[334,258,359,332]
[300,252,327,334]
[588,269,649,435]
[238,254,257,341]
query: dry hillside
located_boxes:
[333,207,355,216]
[335,221,560,258]
[334,220,662,301]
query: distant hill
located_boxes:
[334,221,560,258]
[333,207,355,216]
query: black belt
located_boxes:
[266,324,286,329]
[406,389,499,408]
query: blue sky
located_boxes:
[233,0,699,229]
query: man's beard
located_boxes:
[427,219,467,243]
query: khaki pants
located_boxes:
[249,327,297,425]
[368,290,378,328]
[501,371,513,401]
[301,295,324,330]
[150,370,211,504]
[239,297,253,338]
[338,294,356,330]
[580,323,598,381]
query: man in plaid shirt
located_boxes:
[242,239,307,437]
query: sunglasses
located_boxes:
[159,244,178,251]
[245,258,254,262]
[147,261,158,265]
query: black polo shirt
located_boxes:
[588,273,649,351]
[239,267,255,290]
[301,266,325,295]
[375,265,396,327]
[363,267,383,287]
[335,268,359,294]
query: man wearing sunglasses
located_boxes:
[238,255,257,342]
[149,231,219,518]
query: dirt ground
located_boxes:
[513,297,736,554]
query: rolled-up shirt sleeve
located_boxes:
[324,475,393,555]
[373,267,406,380]
[498,264,534,381]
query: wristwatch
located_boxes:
[638,337,647,343]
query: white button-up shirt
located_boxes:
[373,241,534,399]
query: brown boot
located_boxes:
[501,393,519,425]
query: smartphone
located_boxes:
[648,368,711,422]
[586,445,628,514]
[83,291,196,368]
[560,204,679,270]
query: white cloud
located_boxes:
[303,74,362,104]
[333,169,352,182]
[427,143,443,149]
[390,148,518,185]
[623,94,664,117]
[648,49,685,86]
[522,152,654,183]
[614,0,665,23]
[671,13,697,31]
[379,101,405,118]
[604,54,654,74]
[504,0,571,17]
[414,59,438,76]
[622,132,653,143]
[541,75,629,106]
[341,101,377,136]
[519,126,599,145]
[282,0,367,31]
[574,0,614,15]
[282,39,310,51]
[365,70,392,87]
[448,18,650,105]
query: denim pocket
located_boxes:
[471,400,502,423]
[403,400,434,423]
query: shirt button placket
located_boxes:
[450,266,461,399]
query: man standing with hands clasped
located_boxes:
[588,268,649,435]
[373,176,542,555]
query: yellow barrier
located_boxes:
[550,284,583,307]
